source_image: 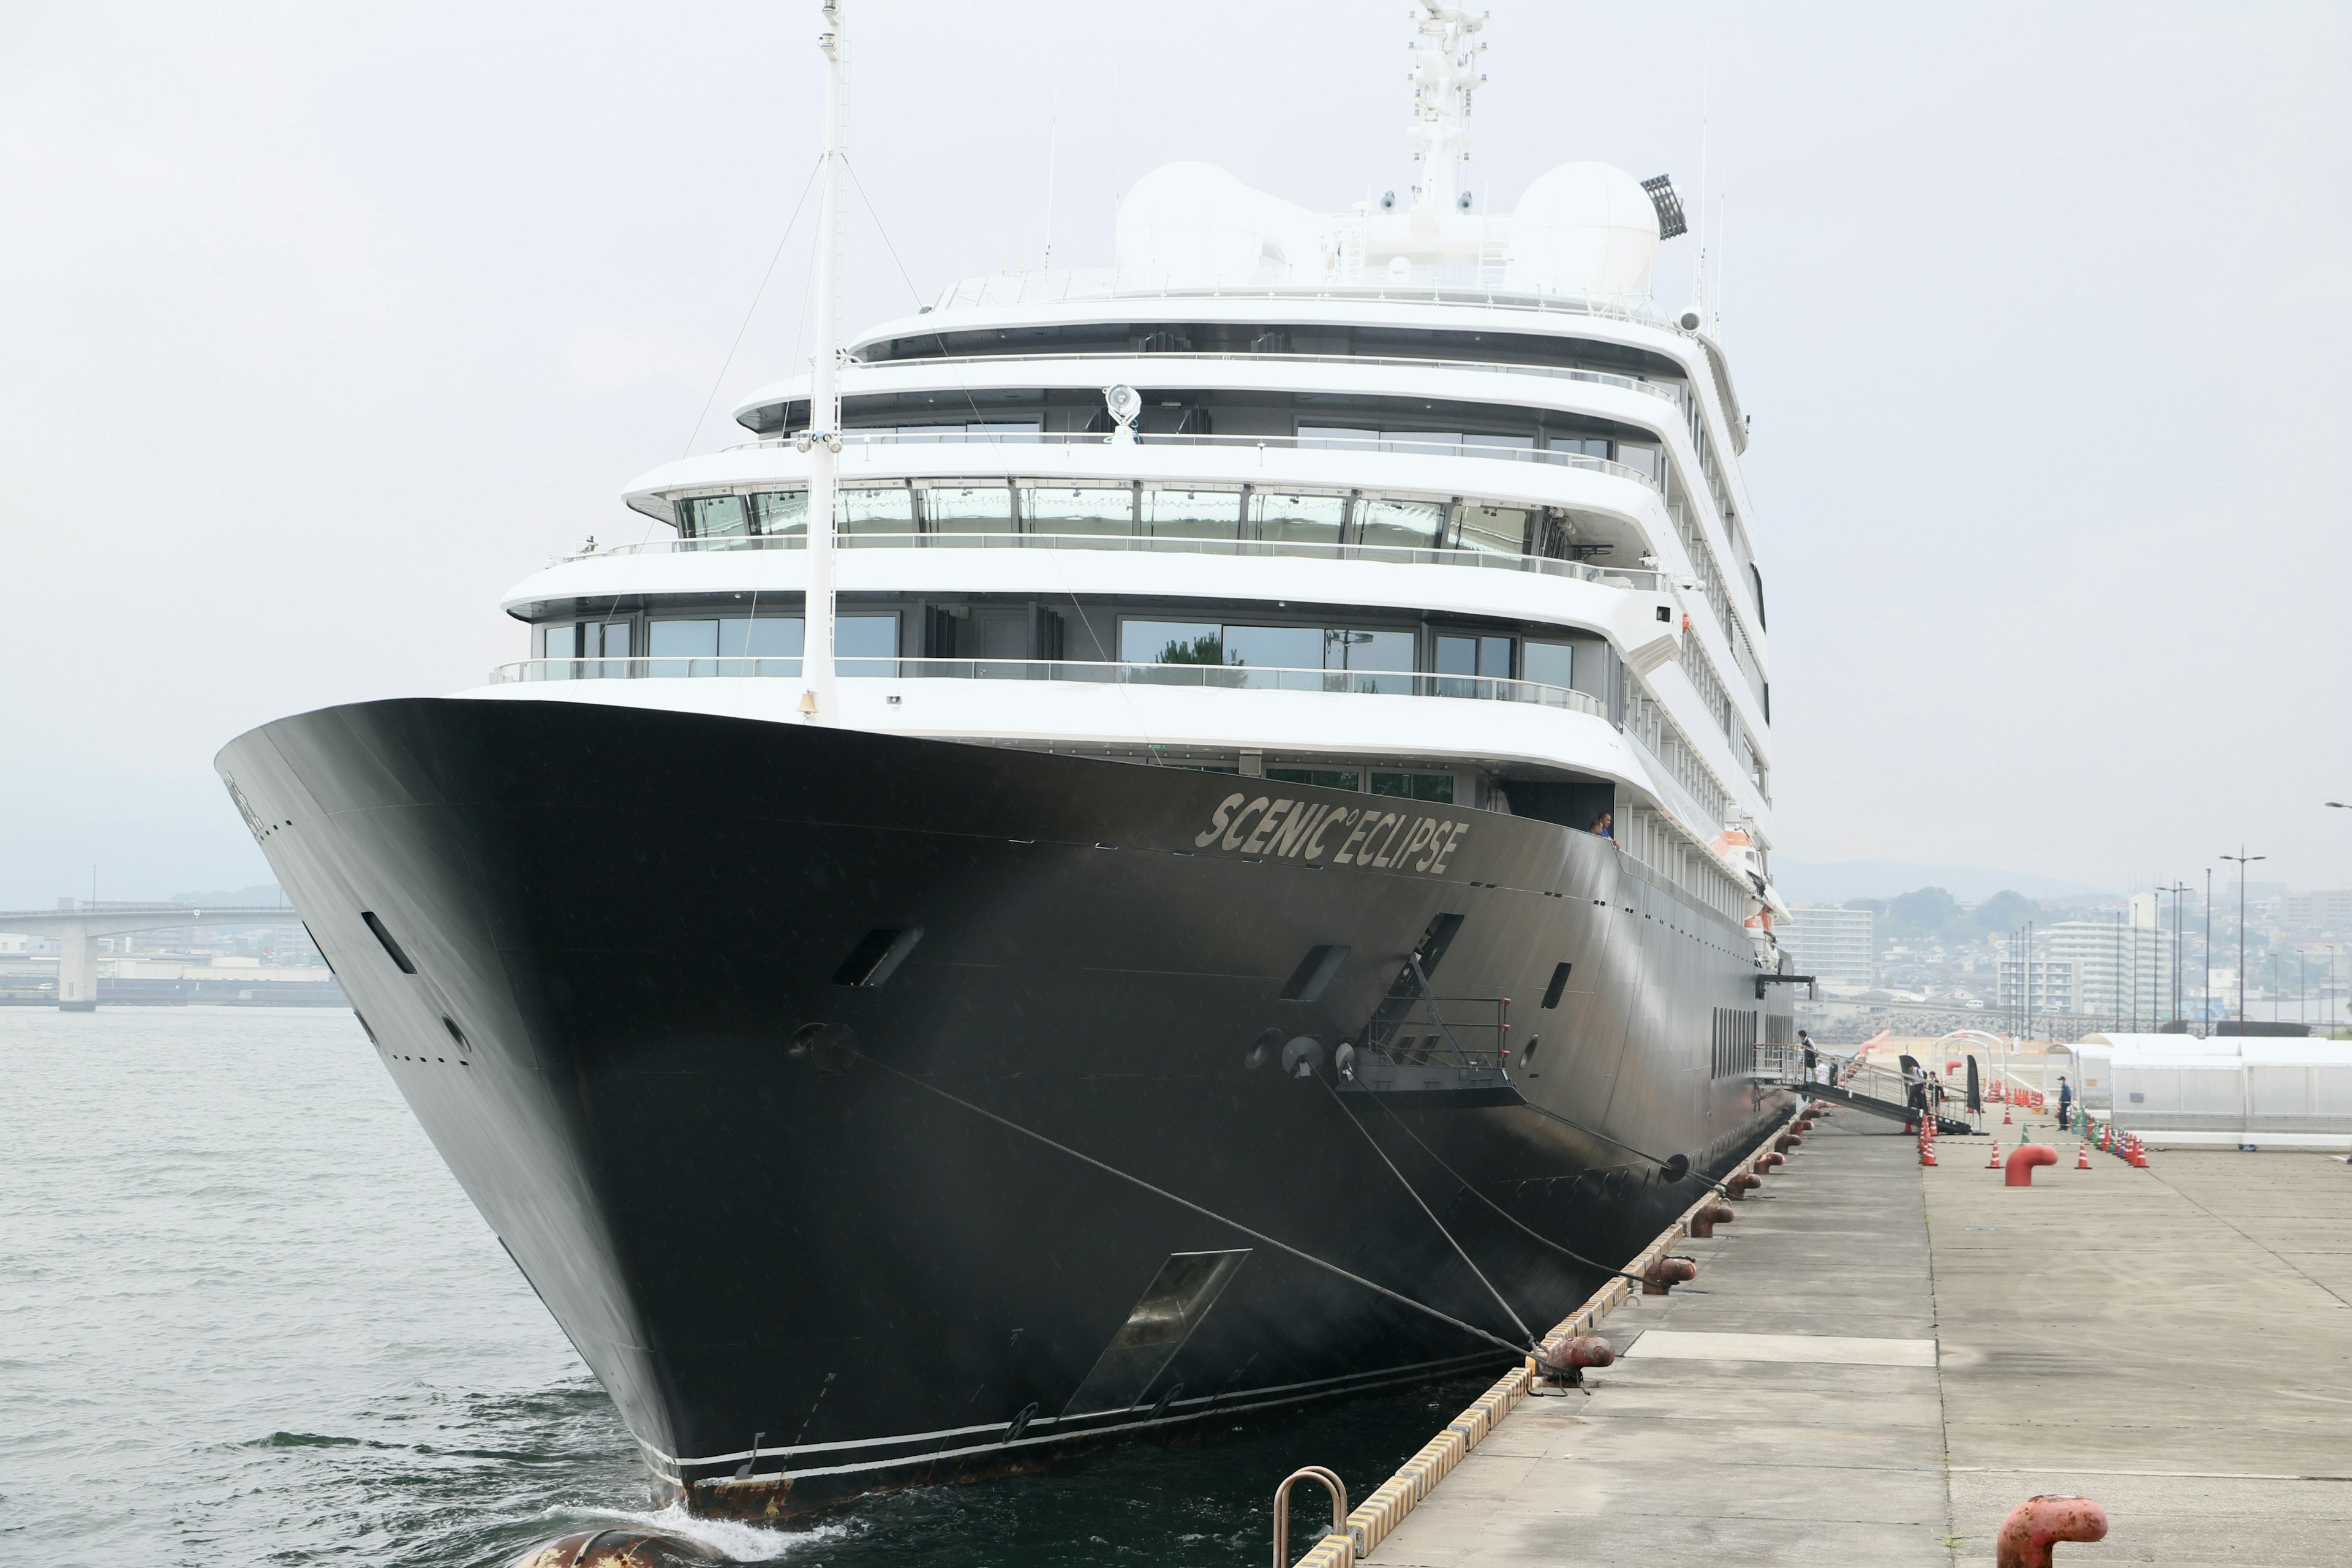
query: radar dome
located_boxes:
[1507,162,1659,301]
[1115,162,1319,285]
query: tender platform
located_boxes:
[1338,1110,2351,1566]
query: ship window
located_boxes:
[1385,430,1460,453]
[1463,432,1536,454]
[1123,620,1222,665]
[1020,484,1134,537]
[682,494,748,538]
[1522,641,1574,690]
[1353,497,1445,549]
[1266,768,1361,791]
[1434,633,1513,692]
[921,481,1014,534]
[1616,443,1661,482]
[1370,772,1455,804]
[1327,628,1413,694]
[751,489,807,537]
[541,624,574,658]
[1541,962,1572,1009]
[1223,624,1324,680]
[1550,436,1613,459]
[837,612,900,669]
[1247,491,1346,546]
[1296,424,1377,450]
[1140,486,1243,541]
[717,615,801,674]
[649,618,719,676]
[1452,504,1532,557]
[838,484,916,535]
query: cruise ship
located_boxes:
[217,1,1799,1519]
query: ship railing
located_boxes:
[1366,996,1512,1069]
[928,267,1684,333]
[714,429,1664,491]
[798,350,1688,409]
[1756,1045,1917,1108]
[487,656,1605,717]
[565,531,1663,590]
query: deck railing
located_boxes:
[715,429,1664,491]
[488,655,1606,717]
[560,530,1665,590]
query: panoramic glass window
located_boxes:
[1121,620,1222,665]
[682,494,749,538]
[1462,432,1536,454]
[1434,632,1513,693]
[921,483,1014,534]
[1371,771,1456,803]
[649,618,720,676]
[541,624,575,658]
[1248,491,1346,546]
[1140,486,1243,540]
[716,615,801,674]
[751,490,808,537]
[1522,639,1575,690]
[1453,503,1531,556]
[1328,628,1414,693]
[1021,484,1133,537]
[1223,624,1325,685]
[1296,424,1376,449]
[1382,429,1460,453]
[1614,443,1661,481]
[1266,767,1363,791]
[1354,497,1446,550]
[837,612,899,669]
[1552,436,1614,459]
[838,485,917,534]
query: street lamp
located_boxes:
[2220,848,2264,1032]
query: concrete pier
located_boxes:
[1356,1113,2351,1566]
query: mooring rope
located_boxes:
[844,1046,1534,1356]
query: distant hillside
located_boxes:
[1773,859,2109,905]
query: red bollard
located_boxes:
[1995,1493,2108,1567]
[1642,1256,1698,1295]
[1756,1152,1785,1173]
[2005,1144,2059,1187]
[1539,1335,1616,1386]
[1723,1172,1762,1201]
[1689,1201,1735,1238]
[1775,1131,1803,1152]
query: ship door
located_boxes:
[1059,1250,1249,1417]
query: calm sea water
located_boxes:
[0,1008,1484,1567]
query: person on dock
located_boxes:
[1801,1032,1818,1081]
[2057,1074,2074,1133]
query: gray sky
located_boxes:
[4,1,2347,907]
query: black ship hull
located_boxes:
[216,696,1793,1517]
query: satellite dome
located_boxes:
[1507,162,1659,301]
[1115,162,1317,285]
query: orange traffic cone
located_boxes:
[2076,1142,2090,1170]
[2003,1102,2013,1125]
[1987,1140,2002,1169]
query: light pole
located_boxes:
[2220,849,2264,1032]
[2203,867,2214,1037]
[2160,880,2190,1028]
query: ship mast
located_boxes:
[1406,1,1484,213]
[801,0,846,723]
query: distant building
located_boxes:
[2021,920,2170,1023]
[2278,890,2352,933]
[1781,905,1875,986]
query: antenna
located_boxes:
[1404,2,1485,214]
[801,0,846,725]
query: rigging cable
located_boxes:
[842,1044,1533,1357]
[1319,1078,1533,1343]
[841,153,1166,762]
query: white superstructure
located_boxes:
[468,2,1784,935]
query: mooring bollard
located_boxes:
[1689,1201,1735,1238]
[2004,1144,2059,1187]
[1723,1172,1762,1200]
[1756,1152,1785,1172]
[1538,1335,1616,1385]
[1642,1256,1698,1295]
[1994,1493,2108,1567]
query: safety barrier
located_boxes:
[1286,1103,1805,1566]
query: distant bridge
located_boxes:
[0,907,307,1011]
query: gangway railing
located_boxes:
[1754,1045,1975,1135]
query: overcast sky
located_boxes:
[3,1,2347,908]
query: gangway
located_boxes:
[1756,1045,1977,1135]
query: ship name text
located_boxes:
[1194,792,1469,873]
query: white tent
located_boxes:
[2065,1034,2352,1148]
